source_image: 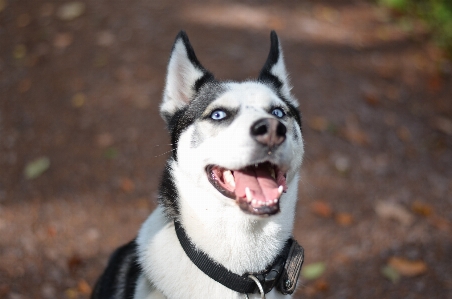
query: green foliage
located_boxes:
[24,157,50,179]
[301,262,327,280]
[379,0,452,57]
[379,0,409,12]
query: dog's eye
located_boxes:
[271,108,285,118]
[211,109,228,120]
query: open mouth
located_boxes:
[206,162,288,216]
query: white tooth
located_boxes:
[273,198,278,204]
[223,170,235,188]
[252,199,257,206]
[277,186,283,197]
[245,187,253,203]
[254,164,258,168]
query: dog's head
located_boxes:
[159,31,303,219]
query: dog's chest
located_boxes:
[135,207,292,299]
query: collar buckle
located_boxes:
[246,256,285,294]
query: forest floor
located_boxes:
[1,0,451,298]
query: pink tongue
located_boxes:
[234,166,280,202]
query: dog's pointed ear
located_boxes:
[160,31,214,123]
[258,31,297,106]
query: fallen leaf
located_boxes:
[314,6,339,23]
[13,44,27,60]
[136,197,151,210]
[85,228,100,241]
[96,133,114,148]
[0,0,6,13]
[77,279,92,295]
[427,74,443,93]
[57,2,85,21]
[363,92,380,106]
[342,126,370,146]
[308,116,329,132]
[47,225,57,237]
[335,213,353,226]
[411,201,433,217]
[103,147,118,159]
[93,53,109,67]
[97,31,115,47]
[65,288,78,299]
[397,126,411,142]
[302,262,326,280]
[374,201,414,226]
[310,201,333,218]
[24,157,50,180]
[334,156,350,174]
[431,117,452,135]
[340,116,370,146]
[428,215,451,231]
[313,279,329,291]
[385,85,400,101]
[381,265,400,283]
[71,92,86,107]
[388,257,427,277]
[18,78,32,93]
[67,254,83,273]
[53,33,73,49]
[0,284,10,296]
[120,178,135,193]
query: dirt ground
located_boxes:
[1,0,452,298]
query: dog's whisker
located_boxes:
[154,148,175,158]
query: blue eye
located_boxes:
[211,109,228,120]
[271,108,285,118]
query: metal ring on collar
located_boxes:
[247,274,265,299]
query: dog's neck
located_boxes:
[175,169,298,275]
[181,213,292,274]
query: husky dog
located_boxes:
[92,31,304,299]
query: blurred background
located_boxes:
[1,0,451,298]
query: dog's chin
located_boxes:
[206,162,288,217]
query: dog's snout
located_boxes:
[251,118,286,147]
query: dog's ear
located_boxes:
[258,31,297,106]
[160,31,214,124]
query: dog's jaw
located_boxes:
[206,162,287,216]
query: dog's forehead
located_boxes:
[212,82,282,108]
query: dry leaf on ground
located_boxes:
[431,117,452,135]
[335,213,354,226]
[374,201,414,226]
[388,257,427,277]
[77,279,92,295]
[310,201,333,218]
[411,201,433,217]
[120,178,135,193]
[308,116,329,132]
[57,2,86,21]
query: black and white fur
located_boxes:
[92,31,304,299]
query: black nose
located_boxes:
[251,118,286,147]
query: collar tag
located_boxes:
[276,240,304,294]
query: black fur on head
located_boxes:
[259,31,302,130]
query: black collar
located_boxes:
[174,221,304,295]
